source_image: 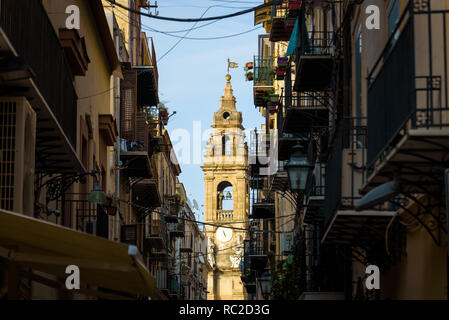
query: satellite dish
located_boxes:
[193,199,199,210]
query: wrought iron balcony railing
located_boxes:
[0,0,77,144]
[298,31,336,57]
[366,2,449,172]
[253,56,274,87]
[145,213,167,250]
[57,193,109,238]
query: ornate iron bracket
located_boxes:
[37,170,100,205]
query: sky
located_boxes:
[140,0,266,221]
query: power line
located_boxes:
[113,7,222,34]
[158,5,252,10]
[118,198,293,234]
[106,0,281,22]
[115,8,261,41]
[156,5,213,62]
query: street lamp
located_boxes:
[88,180,107,204]
[258,267,271,300]
[286,144,314,192]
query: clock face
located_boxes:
[216,226,233,243]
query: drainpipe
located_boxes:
[115,26,121,241]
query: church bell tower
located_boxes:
[202,74,249,300]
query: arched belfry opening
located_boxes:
[217,181,233,211]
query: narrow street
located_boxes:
[0,0,449,306]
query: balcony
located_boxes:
[303,163,326,224]
[246,233,268,273]
[163,195,181,223]
[294,30,335,92]
[249,129,270,189]
[240,240,256,294]
[215,210,233,221]
[363,3,449,195]
[253,56,274,107]
[132,179,161,208]
[270,161,289,192]
[168,220,185,238]
[278,133,306,161]
[0,0,83,174]
[251,198,275,219]
[269,3,297,42]
[145,213,166,249]
[133,66,158,107]
[57,193,109,238]
[282,93,330,135]
[180,231,193,253]
[120,112,156,178]
[321,119,395,247]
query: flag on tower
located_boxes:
[228,61,238,69]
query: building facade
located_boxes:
[242,0,449,300]
[0,0,202,300]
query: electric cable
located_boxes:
[117,198,294,234]
[113,7,262,40]
[106,0,281,22]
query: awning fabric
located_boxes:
[0,209,163,299]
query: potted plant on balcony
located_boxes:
[148,116,159,136]
[269,93,279,102]
[275,68,287,80]
[288,0,302,10]
[245,61,253,70]
[159,104,169,125]
[245,71,254,81]
[277,57,289,68]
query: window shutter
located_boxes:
[120,68,137,141]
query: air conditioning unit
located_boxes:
[0,97,36,216]
[121,224,137,244]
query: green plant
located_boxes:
[271,255,302,300]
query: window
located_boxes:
[222,135,231,156]
[388,0,400,41]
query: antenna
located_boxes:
[193,199,200,211]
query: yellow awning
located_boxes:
[0,209,165,299]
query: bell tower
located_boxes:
[202,74,249,300]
